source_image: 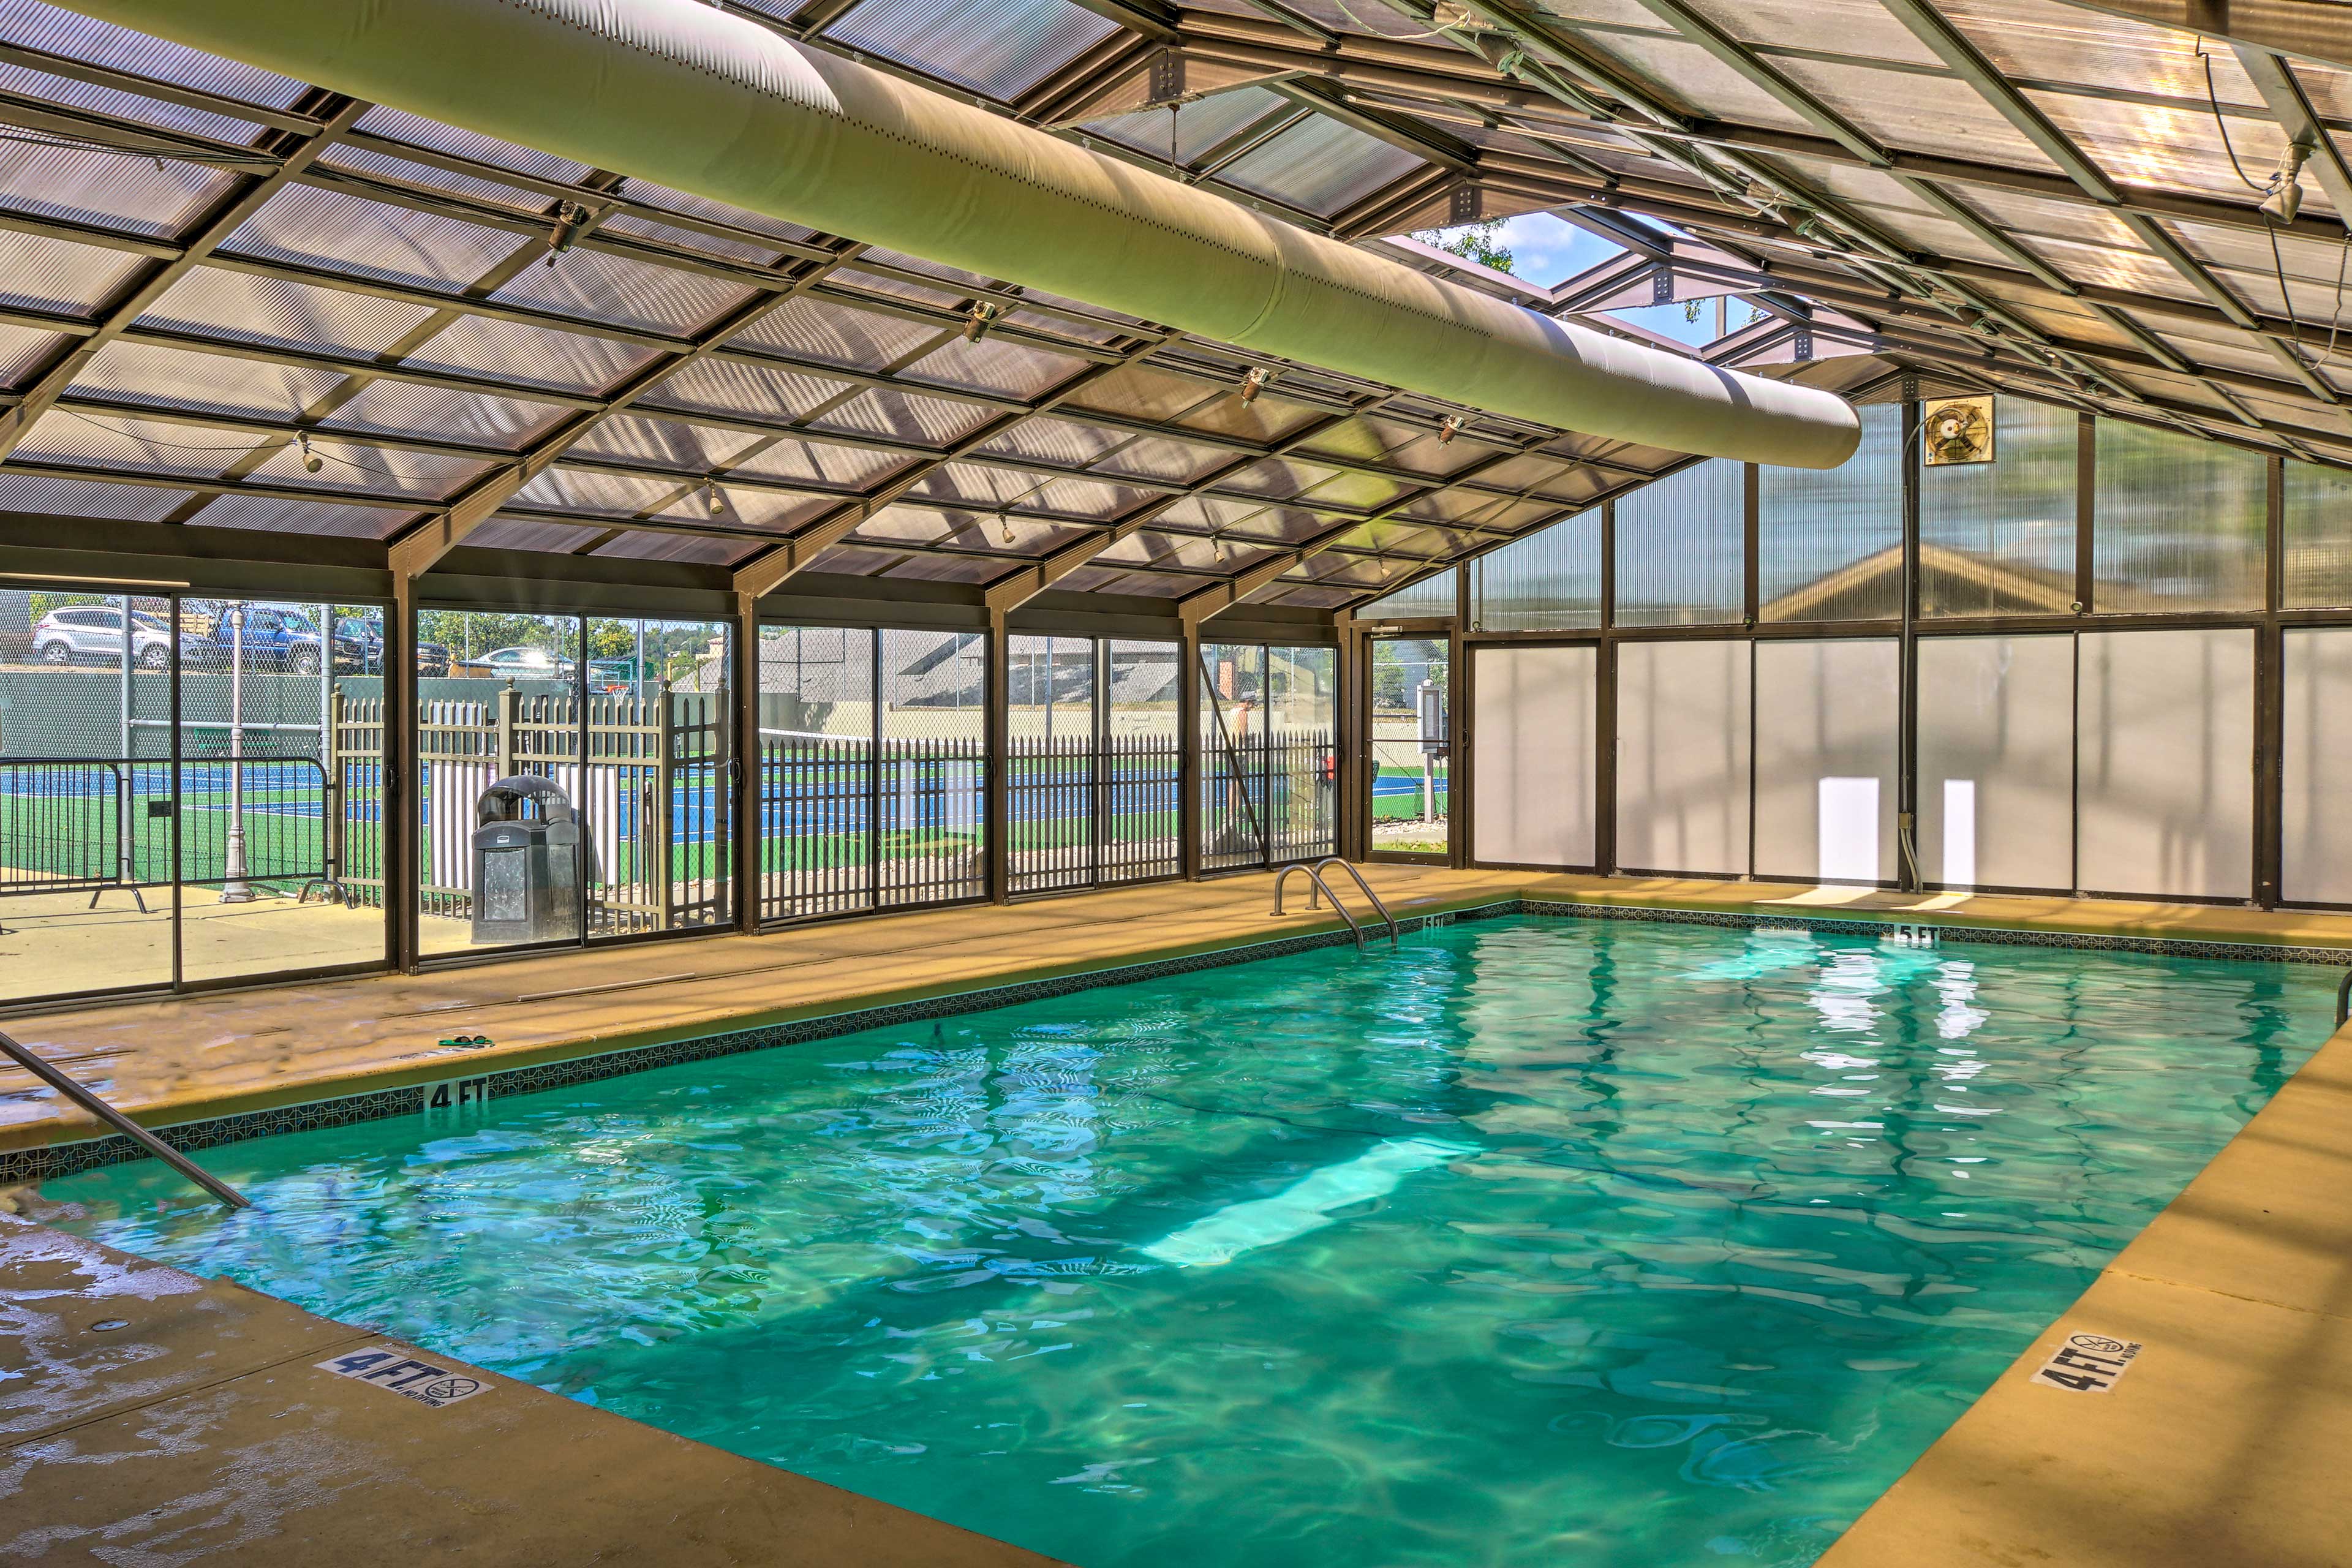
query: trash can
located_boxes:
[470,775,582,944]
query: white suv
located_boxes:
[32,606,175,669]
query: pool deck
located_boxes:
[0,1213,1068,1566]
[4,867,2351,1566]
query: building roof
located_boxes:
[0,0,2341,619]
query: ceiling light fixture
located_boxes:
[998,513,1016,545]
[2262,136,2313,223]
[965,301,1001,342]
[1239,366,1272,404]
[296,431,322,473]
[1211,535,1226,562]
[545,200,591,265]
[1436,415,1461,445]
[706,482,725,515]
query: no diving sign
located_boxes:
[316,1344,492,1409]
[2029,1332,2143,1393]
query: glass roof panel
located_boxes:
[824,0,1120,102]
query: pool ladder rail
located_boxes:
[1270,858,1400,952]
[0,1029,249,1212]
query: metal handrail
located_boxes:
[1313,856,1398,948]
[1269,859,1398,951]
[1272,863,1370,951]
[0,1030,249,1211]
[2337,970,2350,1030]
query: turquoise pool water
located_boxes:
[46,917,2326,1567]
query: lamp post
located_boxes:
[219,603,253,903]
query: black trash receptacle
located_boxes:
[470,775,582,944]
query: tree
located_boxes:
[1409,217,1513,274]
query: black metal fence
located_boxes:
[0,756,330,895]
[757,733,986,921]
[1007,731,1182,895]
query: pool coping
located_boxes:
[8,888,2347,1187]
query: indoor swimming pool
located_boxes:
[45,916,2330,1567]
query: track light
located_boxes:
[1436,415,1461,445]
[545,200,591,265]
[2262,137,2313,223]
[1239,366,1272,404]
[965,301,1001,343]
[297,431,321,473]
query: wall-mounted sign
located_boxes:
[1923,394,1995,466]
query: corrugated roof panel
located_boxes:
[640,356,847,423]
[72,339,350,421]
[902,334,1086,399]
[0,57,268,143]
[1215,115,1425,217]
[403,314,661,396]
[140,267,440,361]
[0,323,61,384]
[182,493,417,539]
[0,141,236,237]
[0,229,141,317]
[810,386,1001,447]
[682,486,832,532]
[244,435,489,500]
[462,515,589,553]
[590,532,752,565]
[490,246,753,336]
[566,414,765,473]
[1084,87,1291,163]
[350,105,593,184]
[0,1,308,107]
[0,470,198,520]
[225,184,524,294]
[731,295,947,371]
[514,465,685,518]
[13,407,257,479]
[321,380,573,450]
[824,0,1118,102]
[727,434,913,489]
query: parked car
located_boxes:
[32,606,200,671]
[415,639,451,677]
[465,645,577,682]
[336,616,383,674]
[182,606,364,676]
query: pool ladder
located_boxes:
[1270,858,1399,952]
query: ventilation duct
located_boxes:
[70,0,1861,469]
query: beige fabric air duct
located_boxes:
[67,0,1861,467]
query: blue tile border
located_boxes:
[6,895,2343,1187]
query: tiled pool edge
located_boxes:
[10,895,2348,1187]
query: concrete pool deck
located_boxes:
[2,867,2351,1565]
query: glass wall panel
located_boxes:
[583,617,732,938]
[2077,628,2253,899]
[1104,640,1180,885]
[756,625,875,919]
[1758,404,1902,622]
[415,611,582,958]
[1614,459,1744,627]
[1920,396,2078,617]
[1616,639,1749,875]
[0,587,175,1002]
[878,628,986,907]
[1471,510,1600,631]
[1752,639,1899,884]
[1200,642,1336,869]
[1267,645,1337,865]
[1366,637,1447,857]
[1356,568,1458,621]
[1008,633,1097,895]
[1470,644,1596,867]
[2283,458,2352,609]
[2092,421,2266,612]
[2282,628,2352,903]
[1916,635,2074,892]
[178,597,387,984]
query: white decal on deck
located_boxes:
[315,1344,492,1408]
[2027,1332,2143,1393]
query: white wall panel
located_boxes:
[2283,628,2352,903]
[2077,628,2253,899]
[1752,639,1899,883]
[1917,635,2074,891]
[1471,644,1597,867]
[1616,639,1750,875]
